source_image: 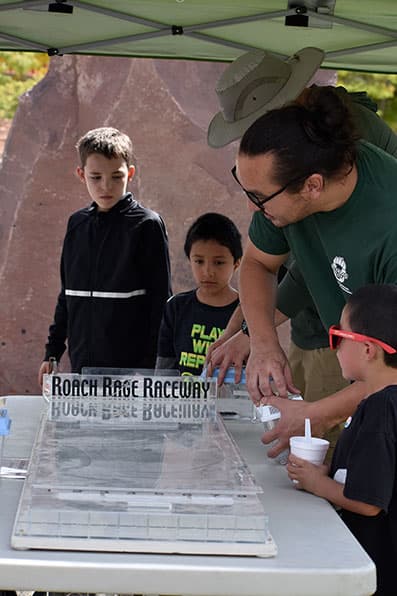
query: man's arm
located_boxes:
[205,306,289,385]
[205,304,245,381]
[274,309,289,326]
[206,303,244,359]
[207,330,249,383]
[239,239,298,400]
[219,302,244,337]
[263,381,367,457]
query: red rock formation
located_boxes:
[1,55,278,395]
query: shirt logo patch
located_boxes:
[331,256,352,294]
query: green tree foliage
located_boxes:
[1,53,397,131]
[0,52,49,119]
[337,70,397,131]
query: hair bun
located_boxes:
[303,86,357,147]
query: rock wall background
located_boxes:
[0,55,289,395]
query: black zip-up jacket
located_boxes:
[44,193,172,372]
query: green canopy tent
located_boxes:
[0,0,397,73]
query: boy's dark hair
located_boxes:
[76,127,133,167]
[347,284,397,368]
[184,212,243,263]
[239,86,359,193]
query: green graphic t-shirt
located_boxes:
[156,289,239,376]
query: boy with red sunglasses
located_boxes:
[287,284,397,595]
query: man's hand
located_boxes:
[261,397,327,457]
[205,333,229,373]
[287,454,329,492]
[206,331,250,384]
[246,344,299,403]
[205,304,244,381]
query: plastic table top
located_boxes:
[0,395,376,596]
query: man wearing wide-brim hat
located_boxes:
[205,46,397,458]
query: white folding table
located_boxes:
[0,395,376,596]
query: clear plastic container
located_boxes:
[257,394,303,464]
[255,404,281,428]
[209,367,256,421]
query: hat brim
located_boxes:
[207,47,325,148]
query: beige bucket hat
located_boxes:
[207,47,325,148]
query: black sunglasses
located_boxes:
[231,166,307,210]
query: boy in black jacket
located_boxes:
[38,127,171,384]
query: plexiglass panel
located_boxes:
[12,374,276,557]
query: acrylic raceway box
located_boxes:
[11,373,277,557]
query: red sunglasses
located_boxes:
[329,325,397,354]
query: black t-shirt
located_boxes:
[156,289,239,376]
[330,385,397,595]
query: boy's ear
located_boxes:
[128,165,135,181]
[364,341,379,361]
[234,257,242,271]
[76,166,85,183]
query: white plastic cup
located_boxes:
[289,436,330,465]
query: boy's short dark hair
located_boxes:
[347,284,397,368]
[76,127,133,167]
[184,212,243,262]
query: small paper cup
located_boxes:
[289,436,330,465]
